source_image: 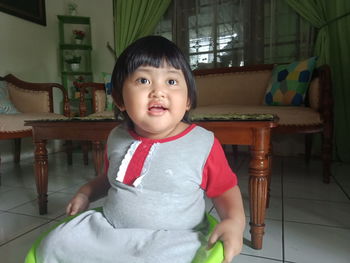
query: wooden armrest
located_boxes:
[316,64,333,133]
[75,82,105,116]
[3,74,70,117]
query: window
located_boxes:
[155,0,314,70]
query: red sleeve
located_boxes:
[200,138,237,198]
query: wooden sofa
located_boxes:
[191,64,333,183]
[77,64,333,183]
[0,74,70,184]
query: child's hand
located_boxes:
[66,193,90,216]
[207,219,243,263]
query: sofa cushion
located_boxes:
[191,104,322,126]
[264,57,317,106]
[88,110,114,118]
[0,113,67,133]
[0,80,20,114]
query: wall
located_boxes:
[0,0,115,162]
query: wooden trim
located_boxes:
[0,130,32,139]
[193,64,274,76]
[3,74,70,117]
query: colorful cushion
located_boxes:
[264,57,317,106]
[102,72,114,111]
[0,80,20,114]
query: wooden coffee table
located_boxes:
[26,115,277,250]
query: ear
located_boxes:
[186,99,191,111]
[115,102,126,112]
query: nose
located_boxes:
[149,82,166,98]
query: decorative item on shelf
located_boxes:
[73,30,85,44]
[72,75,86,99]
[65,55,81,72]
[68,3,78,16]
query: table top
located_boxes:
[25,115,278,144]
[25,113,278,124]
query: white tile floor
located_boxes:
[0,150,349,263]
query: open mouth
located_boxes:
[148,105,168,113]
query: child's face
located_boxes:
[118,64,190,139]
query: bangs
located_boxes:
[126,48,184,75]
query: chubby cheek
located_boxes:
[120,89,137,112]
[121,96,147,120]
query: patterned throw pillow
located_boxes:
[264,57,317,106]
[0,80,20,114]
[102,72,114,111]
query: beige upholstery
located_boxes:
[308,78,320,111]
[89,111,114,118]
[93,90,107,113]
[0,77,69,133]
[8,83,51,113]
[195,70,321,109]
[195,70,272,106]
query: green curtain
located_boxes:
[286,0,350,162]
[286,0,329,65]
[114,0,172,57]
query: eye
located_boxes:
[167,79,177,85]
[137,78,150,85]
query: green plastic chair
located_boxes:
[25,208,223,263]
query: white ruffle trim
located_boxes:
[133,143,158,187]
[116,141,141,183]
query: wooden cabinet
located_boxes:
[57,15,93,115]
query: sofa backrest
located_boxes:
[194,69,272,107]
[7,82,51,113]
[194,64,323,109]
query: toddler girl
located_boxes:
[37,35,245,263]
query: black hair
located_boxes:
[111,35,197,124]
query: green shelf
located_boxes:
[62,71,93,75]
[57,15,90,24]
[58,15,93,116]
[60,44,92,50]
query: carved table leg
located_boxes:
[249,128,270,249]
[266,142,273,208]
[34,139,48,215]
[92,141,104,177]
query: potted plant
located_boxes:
[68,3,78,16]
[73,30,85,44]
[65,55,82,71]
